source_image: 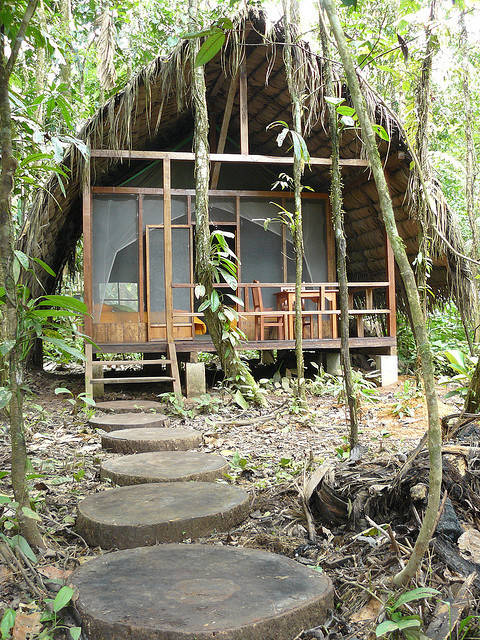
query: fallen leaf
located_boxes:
[350,597,382,623]
[458,529,480,563]
[12,611,42,640]
[38,565,72,581]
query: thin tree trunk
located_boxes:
[318,10,358,449]
[188,0,265,406]
[282,0,306,405]
[35,0,46,125]
[414,0,436,319]
[0,0,44,548]
[59,0,72,98]
[321,0,441,586]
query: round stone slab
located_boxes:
[70,544,334,640]
[100,451,228,485]
[76,482,249,548]
[101,427,202,454]
[94,400,164,413]
[89,412,170,432]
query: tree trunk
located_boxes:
[188,0,265,406]
[321,0,441,586]
[282,0,306,405]
[318,10,359,449]
[413,0,436,319]
[0,0,44,548]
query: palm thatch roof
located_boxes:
[21,8,474,318]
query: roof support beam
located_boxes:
[210,72,238,189]
[90,149,370,166]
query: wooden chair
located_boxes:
[252,280,285,341]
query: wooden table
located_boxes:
[275,287,338,340]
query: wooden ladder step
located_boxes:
[90,376,175,384]
[93,359,172,366]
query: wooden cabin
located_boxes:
[22,11,474,394]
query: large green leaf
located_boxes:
[39,295,87,313]
[394,587,439,609]
[195,30,225,67]
[53,586,75,613]
[0,388,12,410]
[41,337,86,361]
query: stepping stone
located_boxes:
[89,412,170,432]
[101,427,202,454]
[76,482,249,548]
[95,400,164,413]
[100,451,228,485]
[70,544,334,640]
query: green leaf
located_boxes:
[340,0,357,8]
[14,251,29,270]
[22,506,42,521]
[33,258,56,277]
[394,587,440,609]
[373,124,390,141]
[233,389,249,410]
[198,299,210,312]
[0,608,16,639]
[0,340,16,356]
[41,337,86,361]
[225,293,244,307]
[210,289,220,312]
[195,30,225,67]
[0,388,12,410]
[53,586,75,613]
[325,96,344,105]
[69,627,82,640]
[336,106,355,116]
[10,535,37,563]
[0,495,13,504]
[55,387,72,396]
[376,620,401,636]
[39,295,87,314]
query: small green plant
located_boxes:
[40,586,81,639]
[158,392,194,419]
[391,380,423,419]
[375,587,440,639]
[438,349,478,400]
[55,387,96,415]
[308,363,379,405]
[224,451,256,481]
[334,436,350,460]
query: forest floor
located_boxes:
[1,365,479,640]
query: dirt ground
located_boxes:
[0,367,477,640]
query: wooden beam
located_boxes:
[211,73,239,189]
[138,195,145,323]
[91,149,370,166]
[239,61,249,155]
[83,160,93,339]
[163,158,173,343]
[325,197,336,281]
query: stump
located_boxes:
[76,482,249,548]
[89,412,170,432]
[70,544,334,640]
[101,427,202,454]
[100,451,228,485]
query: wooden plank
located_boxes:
[90,376,175,384]
[211,73,238,189]
[123,323,139,343]
[93,187,330,199]
[163,159,173,343]
[96,359,172,366]
[138,195,145,323]
[83,160,93,339]
[91,149,369,166]
[167,341,181,397]
[239,61,249,155]
[85,342,93,397]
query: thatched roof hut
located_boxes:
[21,9,473,320]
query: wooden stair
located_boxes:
[85,342,181,398]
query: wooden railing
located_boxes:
[171,281,396,341]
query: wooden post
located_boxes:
[386,233,397,344]
[325,198,336,281]
[164,158,173,343]
[239,62,249,155]
[211,73,238,189]
[83,161,93,395]
[138,194,145,323]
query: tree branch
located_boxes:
[6,0,38,78]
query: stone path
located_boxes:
[72,401,334,639]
